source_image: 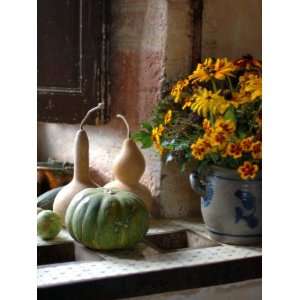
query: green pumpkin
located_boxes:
[65,187,149,250]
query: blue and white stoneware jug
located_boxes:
[190,166,261,245]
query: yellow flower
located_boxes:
[209,130,228,149]
[164,110,172,125]
[239,73,262,101]
[151,127,164,143]
[240,136,254,152]
[188,58,213,83]
[170,79,189,103]
[182,98,193,110]
[226,73,262,107]
[191,138,211,160]
[188,57,236,83]
[251,141,262,159]
[205,118,235,150]
[215,118,236,135]
[234,56,262,70]
[190,88,230,117]
[202,119,212,135]
[152,124,164,140]
[245,76,262,100]
[151,124,165,155]
[214,58,237,80]
[226,143,243,159]
[238,161,259,180]
[227,92,248,107]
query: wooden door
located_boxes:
[37,0,110,124]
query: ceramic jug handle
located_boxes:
[189,172,206,195]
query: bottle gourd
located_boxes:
[104,115,153,212]
[53,104,103,225]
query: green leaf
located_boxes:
[224,106,237,122]
[209,111,215,125]
[196,160,210,177]
[141,137,153,148]
[162,139,180,150]
[131,131,153,148]
[141,122,153,133]
[209,152,220,164]
[185,151,192,160]
[237,130,247,139]
[222,156,240,169]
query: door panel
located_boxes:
[37,0,110,124]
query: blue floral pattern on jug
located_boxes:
[234,190,258,228]
[202,182,213,207]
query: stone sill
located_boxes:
[37,219,262,300]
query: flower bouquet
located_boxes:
[133,55,262,244]
[133,55,262,180]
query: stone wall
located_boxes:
[38,0,262,218]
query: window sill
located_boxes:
[37,219,261,299]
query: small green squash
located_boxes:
[65,187,149,250]
[37,210,62,240]
[37,186,63,210]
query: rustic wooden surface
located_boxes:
[37,219,261,300]
[37,230,75,265]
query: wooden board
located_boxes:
[37,230,75,265]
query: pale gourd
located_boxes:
[104,180,153,212]
[53,104,103,225]
[112,115,145,185]
[104,115,153,213]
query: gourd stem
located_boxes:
[80,103,104,129]
[116,114,130,139]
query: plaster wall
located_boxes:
[38,0,262,218]
[201,0,262,59]
[38,0,181,218]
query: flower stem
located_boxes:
[227,76,234,93]
[211,79,217,92]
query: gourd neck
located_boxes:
[116,114,130,139]
[74,129,90,182]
